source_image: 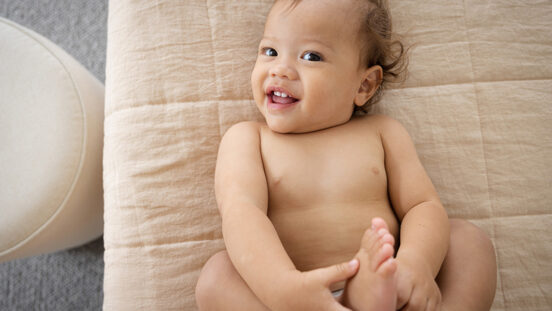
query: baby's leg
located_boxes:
[437,219,497,311]
[342,218,397,311]
[195,251,269,311]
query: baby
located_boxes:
[196,0,497,310]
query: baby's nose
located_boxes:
[269,62,298,80]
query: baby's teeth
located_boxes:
[272,90,290,98]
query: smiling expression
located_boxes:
[251,0,377,133]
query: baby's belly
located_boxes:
[268,202,399,272]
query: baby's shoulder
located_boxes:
[354,113,405,134]
[220,121,266,150]
[357,114,415,150]
[223,120,263,139]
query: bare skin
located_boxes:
[196,118,496,311]
[261,117,400,273]
[196,218,496,311]
[196,218,398,311]
[196,0,497,310]
[342,218,398,310]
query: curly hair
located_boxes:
[356,0,408,112]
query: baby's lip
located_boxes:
[265,85,299,100]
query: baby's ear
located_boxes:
[354,65,383,107]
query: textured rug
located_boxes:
[0,0,107,310]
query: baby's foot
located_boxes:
[342,218,397,311]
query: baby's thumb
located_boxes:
[317,259,359,286]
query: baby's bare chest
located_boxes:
[260,123,388,208]
[258,121,398,270]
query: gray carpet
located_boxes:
[0,0,107,310]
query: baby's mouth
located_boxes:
[269,91,298,105]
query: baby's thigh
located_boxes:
[196,251,269,310]
[436,219,496,311]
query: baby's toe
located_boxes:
[361,226,394,258]
[377,257,397,278]
[380,231,395,247]
[371,217,389,232]
[360,227,380,253]
[372,242,395,271]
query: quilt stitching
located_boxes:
[460,0,504,307]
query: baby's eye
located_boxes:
[301,52,322,62]
[261,47,278,57]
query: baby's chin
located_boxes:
[258,103,353,134]
[263,117,303,134]
[264,117,344,134]
[265,120,297,134]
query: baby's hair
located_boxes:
[356,0,408,112]
[274,0,408,113]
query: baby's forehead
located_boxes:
[265,0,364,43]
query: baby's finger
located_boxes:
[425,298,437,311]
[402,291,427,311]
[313,259,359,286]
[395,285,411,309]
[433,292,443,311]
[430,283,442,311]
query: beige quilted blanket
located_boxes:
[103,0,552,310]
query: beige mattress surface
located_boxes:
[103,0,552,310]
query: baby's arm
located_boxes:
[215,122,296,308]
[378,116,450,309]
[216,122,357,310]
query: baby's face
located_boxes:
[251,0,368,133]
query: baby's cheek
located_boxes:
[250,63,264,90]
[250,76,263,103]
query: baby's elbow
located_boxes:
[426,199,449,227]
[195,251,232,310]
[400,199,446,220]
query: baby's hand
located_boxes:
[274,259,359,311]
[395,257,441,311]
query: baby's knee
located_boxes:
[195,250,232,308]
[450,219,495,254]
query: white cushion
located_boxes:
[0,18,104,262]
